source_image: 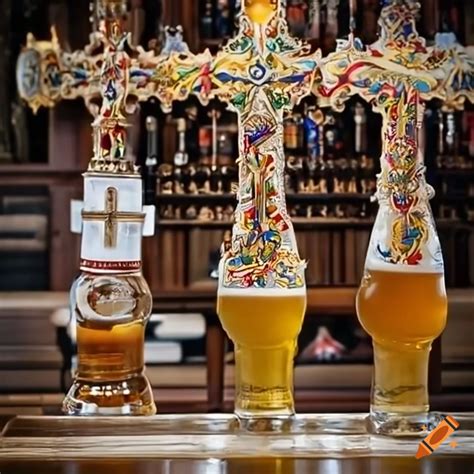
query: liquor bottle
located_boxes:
[359,154,373,194]
[437,109,445,164]
[315,156,327,193]
[307,0,321,40]
[158,163,174,193]
[361,0,378,44]
[184,103,200,163]
[173,118,189,194]
[304,105,320,160]
[286,155,300,193]
[215,0,233,37]
[353,101,367,155]
[144,116,158,205]
[221,162,238,193]
[446,112,456,155]
[421,0,439,41]
[201,0,215,39]
[337,0,351,39]
[467,111,474,158]
[339,157,351,193]
[209,108,223,193]
[324,111,339,159]
[348,158,358,193]
[284,115,299,151]
[199,126,212,158]
[174,118,189,167]
[287,0,309,38]
[325,0,339,38]
[303,105,322,192]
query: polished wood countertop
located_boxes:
[0,414,473,473]
[1,457,473,474]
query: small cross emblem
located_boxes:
[82,187,145,248]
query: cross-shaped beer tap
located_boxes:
[315,0,474,268]
[128,0,320,289]
[16,1,188,115]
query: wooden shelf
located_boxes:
[157,193,373,204]
[157,217,375,229]
[0,164,83,175]
[0,164,83,186]
[436,168,474,177]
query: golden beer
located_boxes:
[63,273,156,415]
[356,269,447,431]
[218,290,306,418]
[77,322,144,380]
[68,321,155,414]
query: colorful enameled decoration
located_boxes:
[317,0,474,270]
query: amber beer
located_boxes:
[217,288,306,418]
[63,273,156,416]
[356,268,447,432]
[73,320,154,412]
[77,322,144,380]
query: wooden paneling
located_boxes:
[48,103,92,171]
[49,185,81,291]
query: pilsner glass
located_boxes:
[215,0,315,427]
[216,104,308,424]
[356,91,448,435]
[218,288,306,420]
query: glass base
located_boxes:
[367,410,442,437]
[238,414,295,433]
[234,383,295,420]
[63,374,156,416]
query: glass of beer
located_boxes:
[218,286,306,421]
[217,113,307,429]
[64,272,156,416]
[357,255,447,435]
[356,92,448,435]
[216,0,316,429]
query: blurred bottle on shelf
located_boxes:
[360,0,378,44]
[158,163,174,194]
[215,0,234,37]
[173,118,189,194]
[174,118,190,167]
[199,126,212,158]
[144,116,158,205]
[287,0,309,37]
[209,108,223,193]
[201,0,215,39]
[353,101,367,156]
[284,113,304,151]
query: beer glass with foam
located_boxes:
[356,90,447,435]
[215,0,316,428]
[217,127,307,425]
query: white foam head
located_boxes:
[218,285,307,297]
[365,257,444,274]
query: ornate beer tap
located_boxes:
[317,0,474,435]
[16,0,190,416]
